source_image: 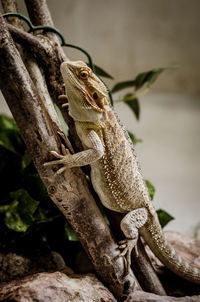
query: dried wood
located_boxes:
[0,12,135,299]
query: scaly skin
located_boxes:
[45,61,200,284]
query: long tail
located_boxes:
[139,213,200,284]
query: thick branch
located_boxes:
[25,0,66,58]
[0,13,135,299]
[7,24,46,51]
[1,0,22,28]
[131,238,166,295]
[25,0,55,27]
[6,22,83,153]
[24,0,83,153]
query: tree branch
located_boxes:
[24,0,84,154]
[0,12,136,299]
[131,238,166,295]
[25,0,66,58]
[7,24,46,51]
[1,0,22,28]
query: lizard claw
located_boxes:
[50,150,64,159]
[58,95,68,108]
[119,243,127,249]
[119,247,128,257]
[118,238,138,272]
[61,103,69,108]
[61,143,70,155]
[55,165,67,175]
[44,144,72,174]
[58,94,68,100]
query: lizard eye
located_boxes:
[80,71,89,79]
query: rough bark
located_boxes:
[0,12,135,299]
[25,0,86,153]
[131,238,166,295]
[125,291,200,302]
[1,0,22,28]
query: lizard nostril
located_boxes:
[93,92,98,99]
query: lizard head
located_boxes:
[60,61,110,122]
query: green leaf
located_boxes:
[4,189,40,232]
[128,131,142,145]
[94,65,114,79]
[22,149,32,169]
[0,115,26,157]
[120,93,140,120]
[145,180,155,200]
[0,115,18,131]
[34,207,60,224]
[112,80,136,93]
[134,68,166,91]
[5,200,29,232]
[22,174,49,202]
[112,66,173,93]
[10,189,39,222]
[0,131,18,154]
[64,221,79,241]
[0,129,24,156]
[156,209,174,228]
[85,174,91,182]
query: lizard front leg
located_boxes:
[44,130,104,174]
[119,208,148,272]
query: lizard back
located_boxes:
[90,108,150,213]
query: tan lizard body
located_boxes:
[45,61,200,284]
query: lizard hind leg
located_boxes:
[119,208,148,272]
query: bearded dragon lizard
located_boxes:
[45,60,200,284]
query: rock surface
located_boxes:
[145,231,200,269]
[165,231,200,269]
[0,271,117,302]
[0,251,72,283]
[144,231,200,296]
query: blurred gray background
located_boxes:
[0,0,200,235]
